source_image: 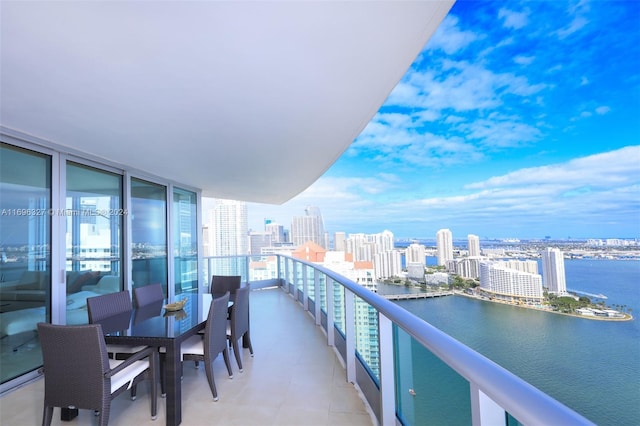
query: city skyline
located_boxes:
[244,0,639,240]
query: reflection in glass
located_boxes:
[394,325,471,425]
[173,188,197,296]
[131,178,167,297]
[66,162,123,326]
[0,143,51,384]
[355,296,380,380]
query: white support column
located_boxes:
[345,288,356,383]
[314,270,321,325]
[327,279,335,347]
[302,264,309,311]
[379,313,396,426]
[470,383,506,426]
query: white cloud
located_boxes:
[595,106,611,115]
[498,8,529,30]
[426,14,478,54]
[466,146,640,190]
[247,147,640,238]
[556,16,589,39]
[514,55,535,66]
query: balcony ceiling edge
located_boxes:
[0,1,454,204]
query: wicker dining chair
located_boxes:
[133,283,164,308]
[210,275,241,299]
[180,291,233,401]
[37,322,158,426]
[86,291,147,359]
[227,285,254,372]
[132,284,167,396]
[86,291,148,399]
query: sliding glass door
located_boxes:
[0,139,202,391]
[131,178,168,296]
[65,162,123,320]
[173,188,198,295]
[0,143,51,384]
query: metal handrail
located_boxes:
[203,254,594,425]
[280,255,594,426]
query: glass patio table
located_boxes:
[104,293,212,426]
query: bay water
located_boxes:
[379,259,640,425]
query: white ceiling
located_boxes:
[1,1,453,204]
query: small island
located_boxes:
[381,243,636,322]
[382,268,634,322]
[458,287,633,321]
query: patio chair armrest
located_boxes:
[105,346,156,378]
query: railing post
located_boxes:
[470,383,506,426]
[327,278,335,347]
[302,264,309,311]
[345,288,356,383]
[314,269,321,325]
[379,313,396,426]
[245,255,250,286]
[276,255,281,287]
[284,258,290,293]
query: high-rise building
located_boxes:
[436,228,453,266]
[467,234,480,257]
[479,261,543,303]
[291,205,325,248]
[373,250,402,279]
[206,199,248,257]
[265,222,285,244]
[334,231,346,251]
[541,247,567,294]
[248,231,272,255]
[406,243,426,266]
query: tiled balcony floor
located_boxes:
[0,287,374,425]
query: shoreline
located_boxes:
[455,291,634,321]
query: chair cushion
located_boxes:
[180,334,204,357]
[109,359,150,392]
[106,344,147,355]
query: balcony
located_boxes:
[0,285,371,425]
[0,255,595,425]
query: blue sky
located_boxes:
[247,0,640,240]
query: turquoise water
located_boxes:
[383,259,640,425]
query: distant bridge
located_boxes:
[382,291,454,300]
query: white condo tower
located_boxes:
[467,234,480,257]
[436,228,453,266]
[541,247,567,294]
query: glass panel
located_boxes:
[248,255,278,282]
[355,295,380,381]
[296,262,303,291]
[66,162,122,319]
[131,178,167,296]
[319,273,327,312]
[173,188,197,296]
[306,265,315,302]
[333,281,345,333]
[0,143,51,384]
[394,325,472,425]
[205,256,247,287]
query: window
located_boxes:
[173,188,198,295]
[0,143,51,383]
[131,178,167,295]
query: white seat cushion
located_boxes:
[180,335,204,358]
[108,359,149,392]
[106,344,147,355]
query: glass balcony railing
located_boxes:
[204,254,594,426]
